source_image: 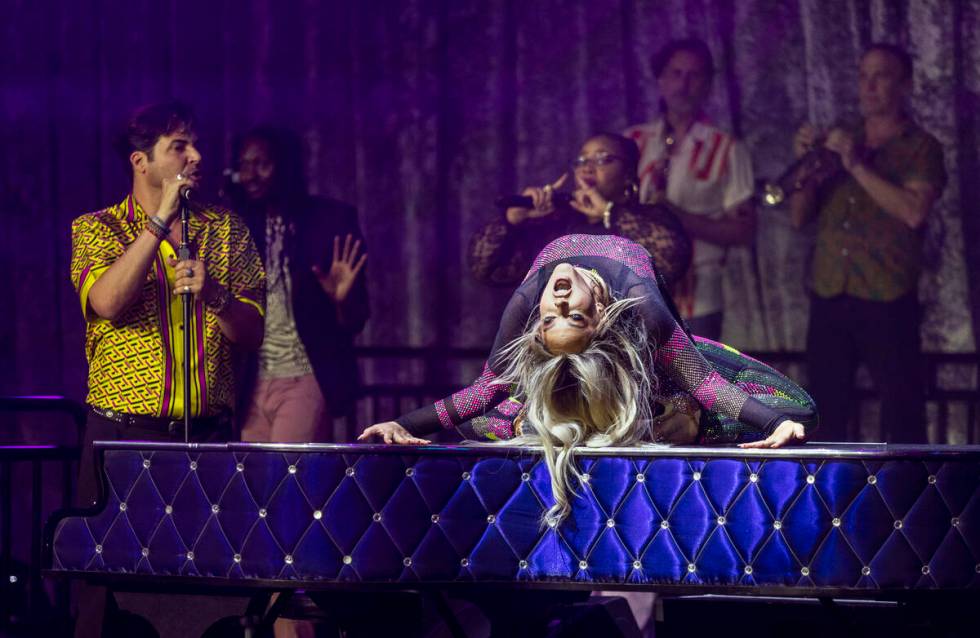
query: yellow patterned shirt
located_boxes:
[70,195,265,418]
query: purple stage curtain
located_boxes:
[1,0,977,436]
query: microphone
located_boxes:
[495,192,572,209]
[179,184,199,203]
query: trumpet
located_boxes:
[759,146,841,207]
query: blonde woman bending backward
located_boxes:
[361,234,815,524]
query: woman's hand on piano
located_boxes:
[738,420,806,449]
[358,421,431,446]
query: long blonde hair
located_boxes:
[493,279,657,526]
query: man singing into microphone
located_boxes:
[69,100,265,637]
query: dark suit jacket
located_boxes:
[238,196,369,422]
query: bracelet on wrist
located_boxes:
[145,216,170,240]
[205,286,233,316]
[602,201,614,229]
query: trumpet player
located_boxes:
[788,43,946,443]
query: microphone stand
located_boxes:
[178,194,192,443]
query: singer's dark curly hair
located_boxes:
[113,100,195,167]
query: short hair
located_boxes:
[862,42,914,80]
[586,132,640,181]
[114,100,195,165]
[651,37,715,79]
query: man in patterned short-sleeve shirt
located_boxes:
[789,44,946,443]
[68,101,265,638]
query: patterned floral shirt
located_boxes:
[70,195,265,417]
[811,121,946,301]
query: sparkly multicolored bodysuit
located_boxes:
[397,235,817,443]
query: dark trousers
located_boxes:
[74,410,231,638]
[806,293,925,443]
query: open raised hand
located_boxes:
[312,234,367,303]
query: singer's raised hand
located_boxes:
[157,171,192,225]
[506,173,568,225]
[313,234,368,304]
[569,174,610,224]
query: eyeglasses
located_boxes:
[571,153,622,169]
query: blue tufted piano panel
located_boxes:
[47,442,980,594]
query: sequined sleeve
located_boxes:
[632,279,787,433]
[396,283,536,436]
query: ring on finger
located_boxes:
[543,184,553,195]
[176,173,185,181]
[186,268,193,277]
[184,285,191,293]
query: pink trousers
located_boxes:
[241,374,331,443]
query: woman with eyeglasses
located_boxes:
[469,132,692,290]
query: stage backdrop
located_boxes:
[2,0,978,430]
